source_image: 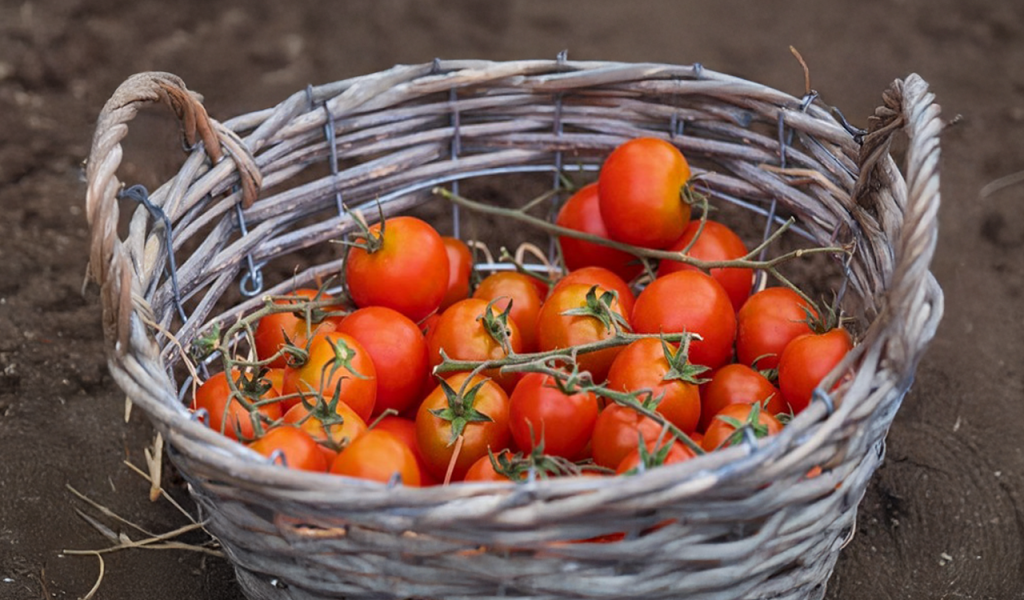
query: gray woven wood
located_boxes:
[84,60,944,600]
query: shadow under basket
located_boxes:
[84,60,944,600]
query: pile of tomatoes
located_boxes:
[191,137,853,486]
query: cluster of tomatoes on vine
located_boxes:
[189,137,853,486]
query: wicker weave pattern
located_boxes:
[84,60,943,600]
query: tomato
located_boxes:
[282,332,377,422]
[336,306,429,417]
[372,416,439,486]
[253,288,343,369]
[508,373,599,460]
[616,439,695,475]
[427,298,523,393]
[440,236,473,311]
[345,216,449,322]
[415,373,511,482]
[735,287,817,371]
[777,327,854,415]
[463,450,519,483]
[551,266,636,320]
[472,271,543,353]
[535,283,630,384]
[248,425,328,472]
[606,337,703,435]
[598,137,691,249]
[590,403,667,470]
[283,395,367,464]
[701,402,783,452]
[330,429,421,486]
[192,369,283,441]
[657,220,753,312]
[700,363,785,432]
[556,182,643,281]
[631,270,737,370]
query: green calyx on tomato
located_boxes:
[344,207,387,255]
[478,297,516,355]
[321,336,370,383]
[620,432,678,476]
[715,401,770,448]
[560,285,631,334]
[189,323,222,363]
[429,377,495,446]
[290,383,359,453]
[658,335,710,386]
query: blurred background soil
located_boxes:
[1,1,1023,598]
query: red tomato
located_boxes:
[330,429,422,486]
[606,337,703,435]
[473,271,543,353]
[427,298,523,393]
[701,402,784,452]
[598,137,692,249]
[337,307,429,417]
[508,373,599,460]
[735,287,817,370]
[253,289,343,369]
[282,332,377,422]
[616,439,695,475]
[192,369,283,441]
[372,416,439,486]
[415,373,511,482]
[778,328,854,415]
[657,220,753,312]
[463,451,519,482]
[556,182,643,281]
[590,403,667,470]
[440,236,473,311]
[535,283,630,384]
[631,270,737,370]
[283,395,367,465]
[248,426,328,472]
[700,363,785,432]
[345,216,449,322]
[551,266,636,319]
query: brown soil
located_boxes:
[1,1,1022,599]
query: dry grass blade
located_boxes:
[80,553,104,600]
[123,459,198,524]
[144,432,164,502]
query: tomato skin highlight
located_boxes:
[508,373,599,460]
[778,328,854,415]
[330,429,422,486]
[440,236,473,311]
[598,137,692,249]
[631,270,737,370]
[700,363,784,432]
[590,404,666,470]
[372,416,439,486]
[248,426,329,472]
[606,338,701,435]
[472,271,543,353]
[735,287,817,371]
[345,216,449,322]
[657,220,753,313]
[336,306,429,418]
[556,182,643,281]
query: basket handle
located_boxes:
[856,74,944,371]
[84,71,260,353]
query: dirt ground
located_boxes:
[1,0,1023,599]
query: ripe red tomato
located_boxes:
[598,137,692,249]
[778,327,854,415]
[282,332,377,422]
[735,287,817,370]
[248,426,328,472]
[415,373,511,482]
[631,270,737,370]
[535,283,630,384]
[283,395,367,465]
[440,236,473,311]
[473,271,543,353]
[551,266,636,319]
[606,337,703,435]
[345,216,449,322]
[372,416,439,486]
[330,429,422,486]
[615,439,695,475]
[700,363,785,432]
[657,220,753,312]
[336,306,429,418]
[701,402,783,452]
[556,182,643,281]
[192,369,283,441]
[590,403,667,470]
[508,373,599,460]
[253,288,343,369]
[463,450,519,482]
[427,298,524,393]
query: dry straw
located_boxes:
[84,59,943,599]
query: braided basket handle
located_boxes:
[84,72,260,353]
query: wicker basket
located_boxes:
[84,60,943,600]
